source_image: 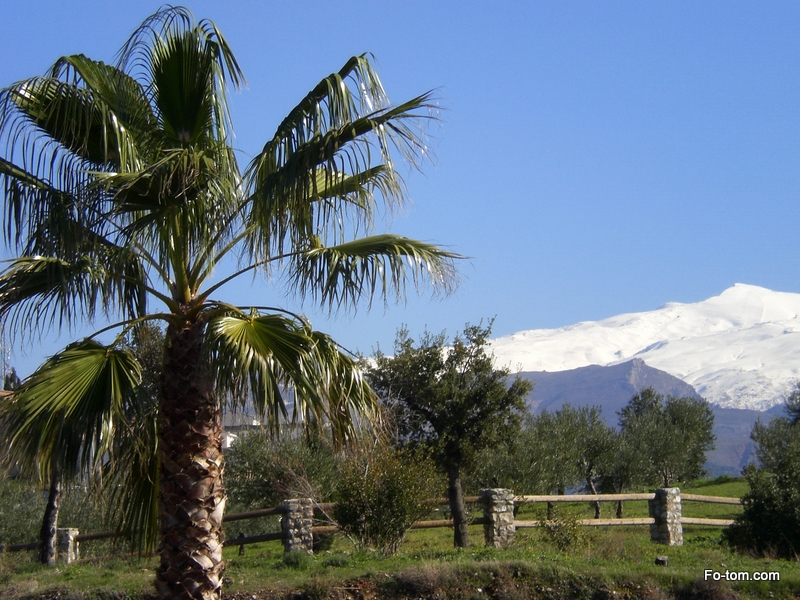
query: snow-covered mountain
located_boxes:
[490,284,800,411]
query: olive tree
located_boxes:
[367,321,531,547]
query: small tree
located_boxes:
[617,387,715,487]
[490,405,615,518]
[367,321,531,547]
[598,429,650,517]
[572,406,616,517]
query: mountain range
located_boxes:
[489,284,799,475]
[490,283,800,411]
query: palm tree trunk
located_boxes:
[447,465,469,548]
[39,461,62,566]
[156,320,225,600]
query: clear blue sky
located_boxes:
[2,1,799,376]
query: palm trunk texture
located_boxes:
[447,466,469,548]
[157,320,225,600]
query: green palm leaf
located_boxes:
[207,310,376,443]
[0,339,141,480]
[290,234,460,311]
[0,251,146,335]
[306,329,377,444]
[245,53,437,257]
[99,386,160,554]
[0,54,149,182]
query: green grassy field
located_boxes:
[1,477,797,599]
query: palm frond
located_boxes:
[306,329,378,445]
[207,310,376,444]
[111,8,244,297]
[0,253,147,339]
[0,53,150,184]
[0,339,141,481]
[289,233,460,312]
[245,53,437,258]
[98,386,160,555]
[208,310,316,435]
[48,53,155,170]
[116,5,243,139]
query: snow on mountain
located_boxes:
[490,284,800,411]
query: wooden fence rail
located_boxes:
[1,488,742,561]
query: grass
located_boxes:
[1,477,797,599]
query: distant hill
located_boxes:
[518,358,768,476]
[520,358,700,415]
[492,283,800,411]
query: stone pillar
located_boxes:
[648,488,683,546]
[480,488,516,548]
[281,498,314,555]
[56,528,79,564]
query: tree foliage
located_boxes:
[614,387,715,487]
[225,428,339,511]
[726,387,800,558]
[469,404,615,504]
[333,445,438,555]
[366,321,531,547]
[369,322,530,472]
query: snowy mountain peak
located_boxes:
[490,284,800,411]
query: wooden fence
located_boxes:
[512,492,740,527]
[2,488,742,562]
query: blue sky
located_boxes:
[2,1,800,376]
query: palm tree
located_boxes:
[0,7,458,599]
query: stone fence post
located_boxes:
[479,488,516,548]
[56,528,79,564]
[648,488,683,546]
[281,498,314,554]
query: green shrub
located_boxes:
[725,464,800,558]
[334,447,438,555]
[282,549,313,570]
[541,506,589,552]
[725,390,800,559]
[320,553,350,568]
[224,428,340,538]
[226,429,339,509]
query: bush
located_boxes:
[334,447,438,555]
[541,506,589,552]
[282,549,313,570]
[725,390,800,558]
[226,428,339,509]
[725,463,800,558]
[224,428,340,538]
